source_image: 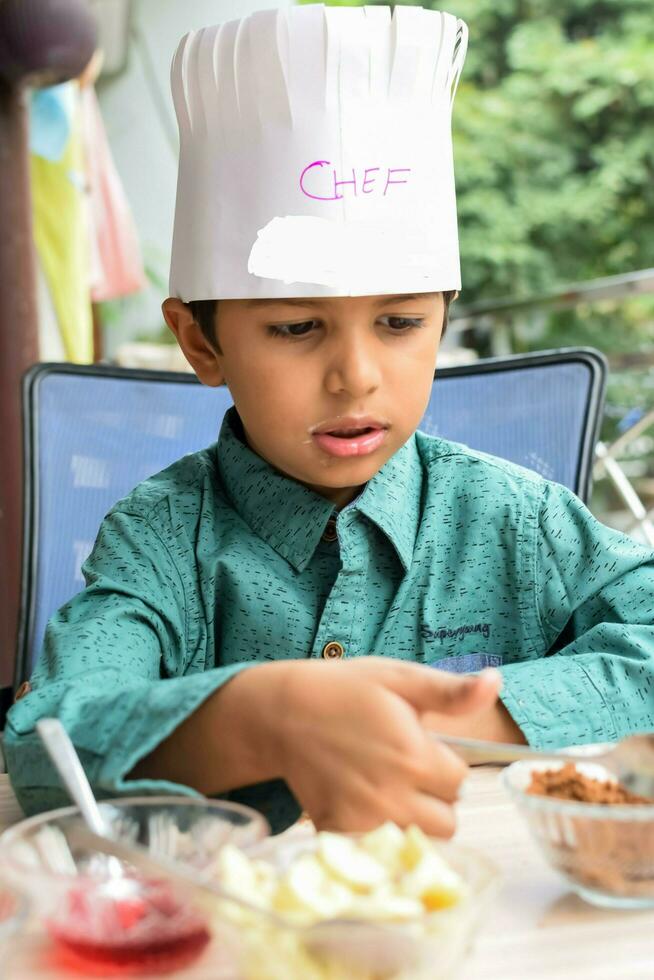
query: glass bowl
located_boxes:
[0,796,268,974]
[208,833,500,980]
[503,759,654,909]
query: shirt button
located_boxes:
[322,641,345,660]
[322,517,338,543]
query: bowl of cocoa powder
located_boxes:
[503,759,654,909]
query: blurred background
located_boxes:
[2,0,653,527]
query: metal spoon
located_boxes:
[433,731,654,797]
[36,719,109,834]
[36,718,137,893]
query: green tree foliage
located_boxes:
[451,0,654,305]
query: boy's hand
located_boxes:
[251,658,502,835]
[131,657,502,838]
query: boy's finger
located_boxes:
[383,663,502,716]
[419,740,469,803]
[407,792,458,839]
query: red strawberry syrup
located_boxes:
[47,879,210,975]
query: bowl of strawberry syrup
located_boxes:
[47,875,210,975]
[0,797,269,976]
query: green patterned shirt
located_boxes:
[7,409,654,831]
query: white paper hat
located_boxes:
[169,4,467,301]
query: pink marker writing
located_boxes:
[299,160,412,200]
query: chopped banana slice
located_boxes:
[358,822,406,875]
[399,850,467,910]
[211,843,277,914]
[347,891,424,921]
[213,843,262,903]
[273,854,352,923]
[400,824,433,870]
[317,833,387,891]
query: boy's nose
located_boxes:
[324,336,382,398]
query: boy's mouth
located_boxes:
[311,417,389,458]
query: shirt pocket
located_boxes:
[427,652,504,673]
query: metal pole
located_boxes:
[0,80,38,684]
[0,0,97,685]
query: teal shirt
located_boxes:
[7,409,654,831]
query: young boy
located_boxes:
[6,4,654,837]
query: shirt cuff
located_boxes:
[499,655,619,749]
[97,663,254,795]
[5,663,254,814]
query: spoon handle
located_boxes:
[36,718,108,835]
[432,732,613,767]
[433,733,543,765]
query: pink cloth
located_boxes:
[81,87,145,302]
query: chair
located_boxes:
[15,347,606,685]
[422,347,606,498]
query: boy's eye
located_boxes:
[379,316,424,331]
[270,320,318,338]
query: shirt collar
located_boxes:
[215,410,334,572]
[354,434,422,572]
[215,409,422,573]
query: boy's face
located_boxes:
[164,293,445,507]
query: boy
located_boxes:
[6,5,654,836]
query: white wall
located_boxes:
[97,0,292,355]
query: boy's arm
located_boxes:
[499,480,654,748]
[6,505,503,834]
[4,508,252,814]
[130,657,504,833]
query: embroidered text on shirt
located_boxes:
[420,622,491,644]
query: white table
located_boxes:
[457,769,654,980]
[4,769,654,979]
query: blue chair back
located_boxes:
[17,348,605,682]
[422,351,605,493]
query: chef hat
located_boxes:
[169,4,467,301]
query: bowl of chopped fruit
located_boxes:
[504,759,654,909]
[207,822,499,980]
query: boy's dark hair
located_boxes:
[188,291,456,350]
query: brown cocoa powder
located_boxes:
[525,764,654,898]
[527,762,653,805]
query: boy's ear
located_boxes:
[162,298,225,387]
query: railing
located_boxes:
[450,267,654,331]
[595,412,654,546]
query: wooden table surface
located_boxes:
[4,768,654,979]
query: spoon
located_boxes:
[37,719,110,835]
[433,731,654,797]
[36,718,138,894]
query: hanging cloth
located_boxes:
[80,85,145,303]
[30,82,93,363]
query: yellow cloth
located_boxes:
[30,91,93,364]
